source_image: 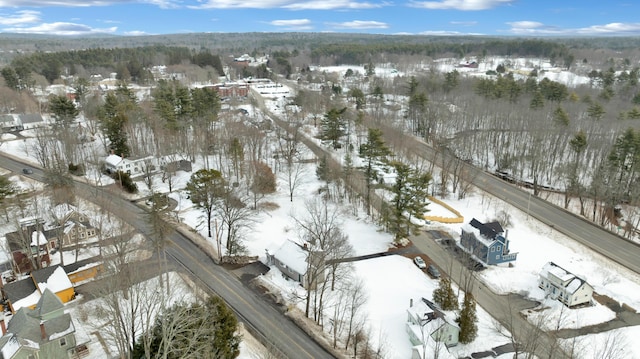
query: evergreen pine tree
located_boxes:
[432,277,458,311]
[457,292,478,344]
[359,128,391,215]
[320,107,347,149]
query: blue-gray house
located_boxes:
[460,218,518,265]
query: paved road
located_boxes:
[403,137,640,275]
[0,154,336,359]
[412,232,570,358]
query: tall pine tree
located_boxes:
[432,277,458,311]
[320,107,347,149]
[457,292,478,344]
[388,161,431,241]
[359,127,391,215]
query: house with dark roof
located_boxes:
[2,266,75,314]
[539,262,593,307]
[4,210,98,274]
[18,114,44,130]
[50,204,99,247]
[0,114,23,132]
[5,226,55,274]
[460,218,518,266]
[0,289,78,359]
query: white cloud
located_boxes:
[409,0,513,10]
[578,22,640,35]
[189,0,389,10]
[2,22,117,35]
[283,0,389,10]
[0,10,40,25]
[269,19,311,27]
[329,20,389,29]
[0,0,179,8]
[506,21,640,36]
[268,19,313,30]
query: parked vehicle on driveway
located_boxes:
[413,256,427,269]
[427,264,441,278]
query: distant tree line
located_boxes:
[311,39,572,66]
[1,45,224,88]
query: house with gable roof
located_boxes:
[539,262,593,307]
[460,218,518,266]
[0,288,78,359]
[265,240,325,289]
[2,266,75,314]
[406,297,459,354]
[5,225,55,274]
[50,204,98,246]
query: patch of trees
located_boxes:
[111,171,138,193]
[132,296,241,359]
[311,39,571,65]
[2,45,224,87]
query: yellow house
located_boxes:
[2,265,75,313]
[31,266,75,304]
[64,258,104,285]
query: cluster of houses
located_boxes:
[0,206,104,358]
[0,114,44,133]
[265,218,595,358]
[459,218,593,307]
[0,259,100,358]
[4,205,98,274]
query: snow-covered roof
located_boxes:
[566,278,583,294]
[105,154,123,167]
[541,262,588,294]
[272,240,308,275]
[544,263,574,282]
[11,290,41,312]
[30,231,47,247]
[36,266,72,294]
[51,203,76,222]
[462,223,494,247]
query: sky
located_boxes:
[0,0,640,37]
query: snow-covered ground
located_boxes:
[2,59,639,357]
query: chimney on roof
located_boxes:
[40,322,47,340]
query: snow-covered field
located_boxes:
[2,57,639,358]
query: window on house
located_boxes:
[491,247,495,252]
[60,337,67,346]
[496,245,501,251]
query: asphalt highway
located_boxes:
[0,154,336,359]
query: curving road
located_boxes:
[0,154,336,359]
[397,135,640,275]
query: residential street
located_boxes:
[0,154,337,359]
[412,230,573,357]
